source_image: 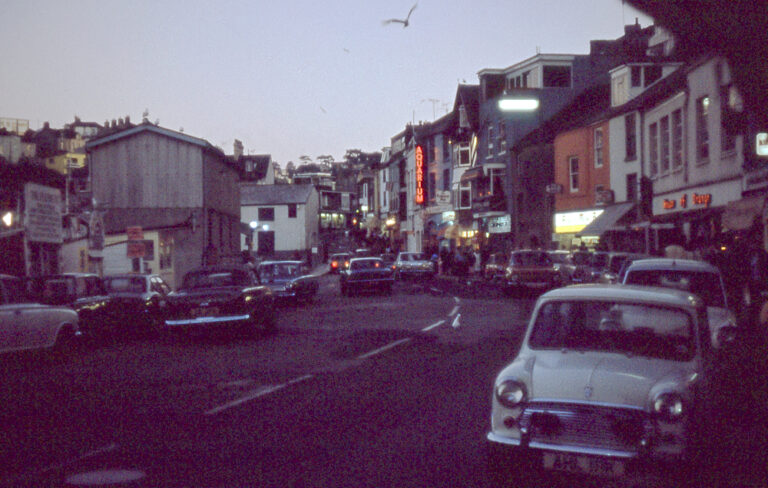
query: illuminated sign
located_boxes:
[757,133,768,156]
[663,193,712,211]
[554,209,603,234]
[415,145,425,204]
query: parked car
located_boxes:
[27,273,120,341]
[163,265,276,337]
[393,252,435,280]
[483,252,507,282]
[329,253,351,274]
[621,258,737,347]
[546,250,574,284]
[487,285,728,484]
[595,252,645,284]
[340,257,395,296]
[256,260,318,304]
[379,253,397,272]
[102,273,172,337]
[0,274,80,354]
[503,250,563,296]
[568,250,593,283]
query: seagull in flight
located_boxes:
[382,3,417,28]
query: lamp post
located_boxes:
[498,96,541,249]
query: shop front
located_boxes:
[553,208,604,250]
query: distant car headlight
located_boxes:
[495,380,527,408]
[653,392,685,421]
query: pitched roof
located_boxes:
[85,121,224,158]
[240,183,316,206]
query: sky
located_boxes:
[1,0,652,167]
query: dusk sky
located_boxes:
[2,0,652,167]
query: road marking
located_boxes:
[357,338,412,360]
[205,374,314,416]
[453,296,460,304]
[422,320,445,332]
[1,443,119,484]
[449,305,459,317]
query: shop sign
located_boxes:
[554,209,603,234]
[756,132,768,156]
[127,239,154,259]
[434,190,451,205]
[415,145,425,204]
[662,192,712,211]
[488,215,511,233]
[23,183,63,244]
[595,189,614,205]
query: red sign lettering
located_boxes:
[415,145,425,204]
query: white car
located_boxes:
[393,252,435,280]
[487,285,727,484]
[621,258,737,347]
[0,274,80,354]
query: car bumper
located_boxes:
[165,313,251,327]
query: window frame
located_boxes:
[568,156,579,193]
[696,96,710,163]
[594,128,604,168]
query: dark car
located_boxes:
[340,257,395,296]
[503,250,564,296]
[379,253,397,272]
[256,260,319,305]
[329,253,351,274]
[27,273,120,341]
[102,273,173,337]
[163,265,276,337]
[483,252,507,282]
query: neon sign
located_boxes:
[415,145,425,204]
[663,193,712,211]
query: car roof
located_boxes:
[103,274,154,279]
[259,260,302,265]
[350,256,382,262]
[539,284,701,308]
[624,258,720,274]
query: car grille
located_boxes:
[520,402,648,453]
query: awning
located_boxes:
[576,202,635,237]
[722,195,765,231]
[460,167,483,182]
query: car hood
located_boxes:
[527,351,693,408]
[167,287,244,303]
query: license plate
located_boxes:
[190,306,219,318]
[542,452,624,477]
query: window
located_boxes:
[672,109,683,170]
[258,207,275,221]
[522,71,529,88]
[443,169,450,191]
[721,85,736,153]
[625,113,637,160]
[660,116,670,173]
[487,125,494,155]
[568,156,579,192]
[594,129,604,168]
[626,173,638,202]
[443,137,450,161]
[630,66,642,87]
[428,172,436,202]
[498,121,507,153]
[458,143,470,166]
[543,65,571,88]
[649,122,658,177]
[288,204,297,218]
[696,96,710,161]
[459,181,471,208]
[644,65,662,86]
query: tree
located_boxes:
[285,161,296,176]
[317,154,335,171]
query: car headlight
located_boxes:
[495,380,527,408]
[653,392,685,422]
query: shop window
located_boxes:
[443,169,450,191]
[458,181,471,209]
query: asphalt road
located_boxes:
[1,274,766,488]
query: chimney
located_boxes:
[111,119,117,128]
[118,118,124,126]
[125,115,130,125]
[233,139,244,159]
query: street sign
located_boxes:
[127,226,143,240]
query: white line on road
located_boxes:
[454,296,460,304]
[1,443,119,484]
[449,305,459,317]
[205,374,314,416]
[357,338,412,360]
[422,320,445,332]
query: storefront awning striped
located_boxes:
[576,202,636,237]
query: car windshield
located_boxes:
[529,300,695,361]
[548,252,569,264]
[351,259,383,270]
[104,277,147,293]
[181,270,251,289]
[259,263,301,280]
[623,269,725,308]
[512,252,551,266]
[401,253,427,261]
